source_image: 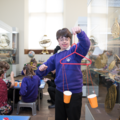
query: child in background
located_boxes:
[36,26,90,120]
[44,46,60,109]
[21,58,37,75]
[0,61,18,104]
[0,62,14,115]
[0,61,10,79]
[44,70,56,109]
[19,64,40,102]
[30,58,37,67]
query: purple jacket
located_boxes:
[19,75,40,102]
[36,31,90,93]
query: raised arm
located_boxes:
[71,26,90,59]
[10,71,15,88]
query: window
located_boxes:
[28,0,63,49]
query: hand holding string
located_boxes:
[72,26,81,35]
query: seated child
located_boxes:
[0,61,18,104]
[21,58,37,75]
[0,62,14,115]
[0,61,20,104]
[19,64,40,102]
[30,58,37,68]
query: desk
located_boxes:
[0,115,30,120]
[13,80,46,110]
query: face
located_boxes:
[33,63,37,67]
[58,37,70,51]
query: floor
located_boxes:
[10,75,108,120]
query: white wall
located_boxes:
[0,0,87,72]
[64,0,87,29]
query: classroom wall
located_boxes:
[0,0,26,71]
[64,0,87,29]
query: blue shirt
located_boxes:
[36,31,90,93]
[19,75,40,102]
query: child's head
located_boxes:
[0,69,5,78]
[0,61,10,73]
[23,64,35,77]
[30,58,37,67]
[56,28,72,51]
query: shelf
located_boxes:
[0,53,9,56]
[0,49,14,50]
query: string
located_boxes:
[62,64,69,92]
[62,65,64,92]
[64,65,69,91]
[86,65,89,95]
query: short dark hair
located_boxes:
[56,28,72,40]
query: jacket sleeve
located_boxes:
[19,77,27,96]
[71,31,90,60]
[36,55,55,79]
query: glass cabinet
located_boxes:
[0,20,19,76]
[85,0,120,119]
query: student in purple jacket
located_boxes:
[36,26,90,120]
[20,64,40,102]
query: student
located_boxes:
[44,70,56,109]
[0,61,18,104]
[19,64,40,102]
[30,58,37,71]
[21,58,37,75]
[0,61,10,79]
[36,26,90,120]
[0,63,14,115]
